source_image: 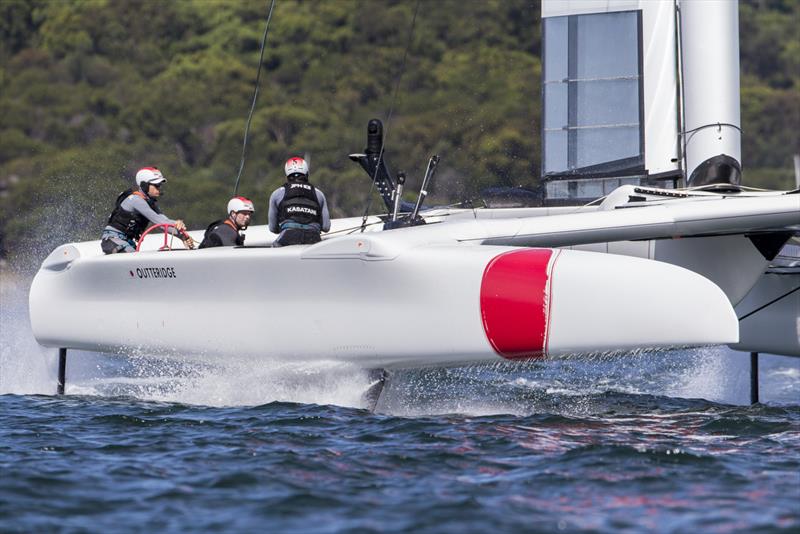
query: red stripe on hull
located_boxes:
[480,249,553,360]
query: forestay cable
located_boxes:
[233,0,277,197]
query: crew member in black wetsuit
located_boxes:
[268,156,331,247]
[199,196,255,248]
[101,167,195,254]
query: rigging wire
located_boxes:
[359,0,421,232]
[737,283,800,322]
[233,0,277,197]
[328,207,473,237]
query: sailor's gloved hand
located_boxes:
[182,235,196,250]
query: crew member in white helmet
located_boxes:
[199,196,255,248]
[101,167,195,254]
[268,156,330,246]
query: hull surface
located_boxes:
[30,235,738,369]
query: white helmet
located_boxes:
[284,156,309,177]
[227,196,255,214]
[135,167,166,186]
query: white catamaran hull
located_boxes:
[30,233,738,369]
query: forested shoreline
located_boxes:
[1,0,797,267]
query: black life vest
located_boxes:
[107,189,160,240]
[199,218,244,248]
[278,181,321,226]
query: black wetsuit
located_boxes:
[199,219,244,248]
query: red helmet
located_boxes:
[135,167,166,186]
[284,157,309,177]
[227,196,255,214]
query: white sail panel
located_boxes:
[642,0,679,176]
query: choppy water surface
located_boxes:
[2,279,798,532]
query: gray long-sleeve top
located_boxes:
[104,193,181,236]
[268,186,331,234]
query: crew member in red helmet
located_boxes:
[199,196,255,248]
[101,167,194,254]
[268,157,330,246]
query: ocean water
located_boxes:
[2,276,798,532]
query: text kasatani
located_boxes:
[287,206,317,215]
